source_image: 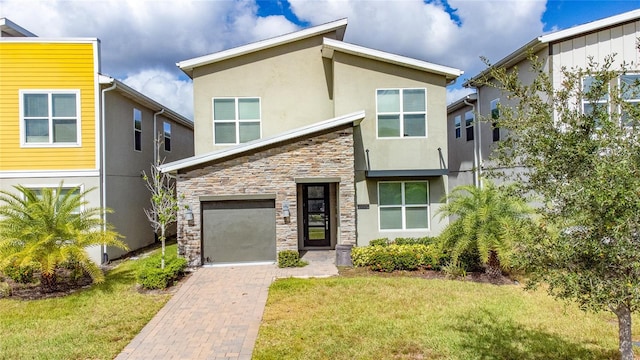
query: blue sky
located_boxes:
[1,0,638,118]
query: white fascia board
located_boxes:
[0,37,98,43]
[160,110,365,173]
[0,18,37,37]
[177,18,348,76]
[322,38,463,80]
[540,8,640,43]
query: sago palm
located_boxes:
[0,184,127,290]
[437,180,532,278]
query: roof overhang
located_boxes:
[99,75,193,129]
[160,110,365,173]
[322,38,463,81]
[177,18,348,78]
[0,18,36,37]
[365,169,448,178]
[464,8,640,88]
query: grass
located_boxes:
[254,276,640,360]
[0,244,178,360]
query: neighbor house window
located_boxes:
[465,110,474,141]
[378,181,429,230]
[491,99,500,142]
[21,90,80,145]
[133,108,142,151]
[213,97,261,144]
[454,115,461,138]
[163,121,171,152]
[620,74,640,126]
[582,76,609,121]
[377,88,426,138]
[27,186,82,213]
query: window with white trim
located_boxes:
[454,115,461,138]
[134,108,142,151]
[163,121,171,152]
[378,181,429,230]
[213,97,261,144]
[582,76,609,119]
[491,99,500,142]
[620,74,640,126]
[465,110,474,141]
[377,88,427,138]
[27,186,83,213]
[21,90,80,145]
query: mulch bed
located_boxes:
[338,266,517,285]
[2,267,94,300]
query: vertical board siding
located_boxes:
[0,42,97,171]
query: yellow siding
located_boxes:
[0,42,97,171]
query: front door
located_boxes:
[302,184,330,247]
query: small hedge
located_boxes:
[136,255,188,290]
[278,250,308,268]
[2,263,36,284]
[351,244,440,272]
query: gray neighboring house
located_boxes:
[160,19,463,266]
[448,9,640,191]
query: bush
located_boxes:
[351,244,439,272]
[0,282,10,298]
[394,237,438,246]
[278,250,308,268]
[2,263,36,284]
[137,256,187,290]
[368,238,390,247]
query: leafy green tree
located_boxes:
[437,180,532,278]
[0,184,127,291]
[481,51,640,360]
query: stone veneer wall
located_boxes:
[176,126,356,266]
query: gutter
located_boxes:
[100,81,117,264]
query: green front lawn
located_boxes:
[254,276,638,359]
[0,246,175,360]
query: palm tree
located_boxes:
[437,180,532,278]
[0,184,127,291]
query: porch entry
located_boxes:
[300,183,336,248]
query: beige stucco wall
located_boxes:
[191,34,340,155]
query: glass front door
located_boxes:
[302,184,330,247]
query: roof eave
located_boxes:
[160,110,365,173]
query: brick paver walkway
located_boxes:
[116,251,338,360]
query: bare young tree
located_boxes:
[143,137,179,269]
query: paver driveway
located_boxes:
[116,251,338,360]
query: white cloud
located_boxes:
[121,69,193,119]
[446,87,475,105]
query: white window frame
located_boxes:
[23,184,84,214]
[377,181,430,231]
[490,98,500,142]
[619,73,640,127]
[163,121,171,152]
[19,89,82,148]
[454,115,461,139]
[465,110,474,141]
[212,97,262,145]
[133,108,142,152]
[582,76,610,121]
[376,88,427,139]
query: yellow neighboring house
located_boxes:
[0,18,194,263]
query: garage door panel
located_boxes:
[202,200,276,264]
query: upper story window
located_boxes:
[21,90,80,146]
[378,181,429,231]
[213,97,261,144]
[454,115,461,138]
[465,110,474,141]
[27,186,83,214]
[163,121,171,152]
[582,76,609,118]
[133,108,142,151]
[620,74,639,126]
[491,98,500,142]
[377,88,426,138]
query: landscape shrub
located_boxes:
[394,236,438,246]
[368,238,390,247]
[278,250,308,268]
[351,244,439,272]
[0,281,10,298]
[136,256,187,290]
[2,263,36,284]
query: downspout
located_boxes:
[100,80,117,264]
[463,95,478,188]
[153,109,165,166]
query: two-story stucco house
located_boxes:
[160,19,462,266]
[0,18,194,263]
[448,9,640,191]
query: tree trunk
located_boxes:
[486,250,502,278]
[40,271,57,293]
[160,227,166,269]
[612,303,634,360]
